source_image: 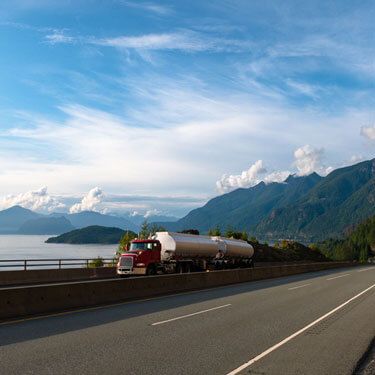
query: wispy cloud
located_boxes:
[95,30,251,53]
[120,1,172,15]
[44,30,75,45]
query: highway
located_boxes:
[0,266,374,375]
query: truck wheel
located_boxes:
[146,265,156,275]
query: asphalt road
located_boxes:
[0,266,374,375]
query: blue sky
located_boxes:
[0,0,374,217]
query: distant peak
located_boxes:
[284,174,296,183]
[285,172,322,183]
[6,205,32,212]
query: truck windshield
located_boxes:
[130,242,154,251]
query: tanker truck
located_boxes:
[117,231,254,276]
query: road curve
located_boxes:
[0,266,374,375]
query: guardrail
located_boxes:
[0,258,116,271]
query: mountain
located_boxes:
[18,216,75,235]
[161,158,375,242]
[163,172,322,233]
[46,226,135,244]
[64,211,138,232]
[0,205,41,233]
[256,159,375,241]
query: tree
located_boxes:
[149,223,166,236]
[139,220,150,239]
[117,230,137,257]
[208,226,221,236]
[225,226,234,238]
[139,220,165,239]
[181,229,200,235]
[249,236,259,244]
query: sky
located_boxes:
[0,0,374,217]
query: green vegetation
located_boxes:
[138,220,165,239]
[46,226,136,244]
[88,257,104,268]
[180,229,200,235]
[256,159,375,241]
[317,216,375,262]
[208,226,221,236]
[251,240,328,263]
[117,230,137,256]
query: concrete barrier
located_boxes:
[0,262,357,321]
[0,267,117,287]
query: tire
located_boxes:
[146,264,156,275]
[176,263,184,274]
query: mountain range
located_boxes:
[1,158,374,240]
[0,206,177,235]
[160,158,375,242]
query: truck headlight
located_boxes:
[136,263,145,267]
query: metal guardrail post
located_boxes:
[86,259,89,268]
[59,259,62,269]
[24,260,27,271]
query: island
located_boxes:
[45,225,137,244]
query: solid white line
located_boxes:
[288,283,312,290]
[326,273,350,280]
[152,304,231,326]
[226,283,375,375]
[358,267,375,272]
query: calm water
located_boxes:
[0,235,118,268]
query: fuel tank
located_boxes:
[153,232,254,261]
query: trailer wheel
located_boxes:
[176,263,184,274]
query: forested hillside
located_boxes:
[318,216,375,261]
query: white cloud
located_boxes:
[69,187,105,213]
[263,170,291,184]
[44,30,74,45]
[216,160,292,194]
[216,160,266,193]
[144,208,162,218]
[1,74,372,202]
[216,144,337,194]
[0,186,65,212]
[361,125,375,141]
[293,145,325,176]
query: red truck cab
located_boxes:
[117,239,161,276]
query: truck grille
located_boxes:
[119,256,133,270]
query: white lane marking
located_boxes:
[152,304,231,326]
[288,283,312,290]
[226,283,375,375]
[358,267,375,272]
[326,273,350,281]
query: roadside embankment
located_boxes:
[0,262,357,321]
